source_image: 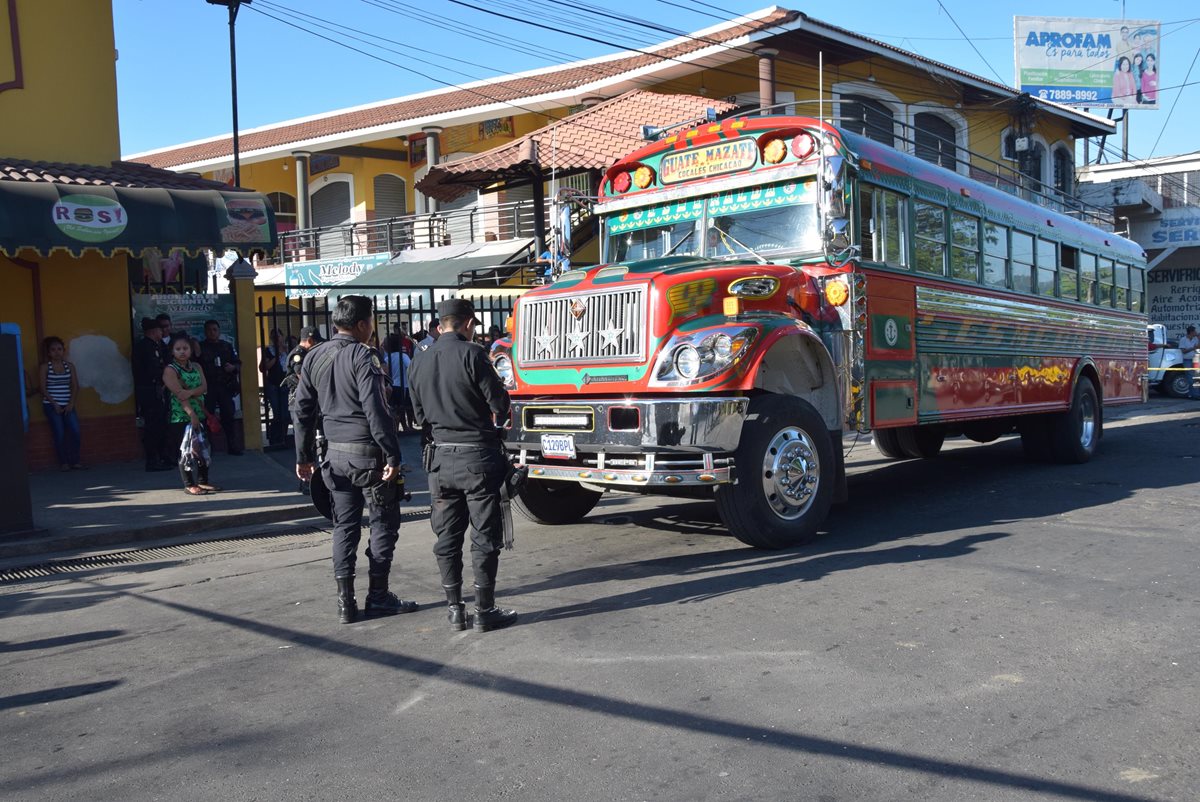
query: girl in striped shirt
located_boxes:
[39,336,82,471]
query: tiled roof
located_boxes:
[0,158,242,190]
[416,90,738,201]
[132,8,798,170]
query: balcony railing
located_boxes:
[275,198,556,264]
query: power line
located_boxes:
[1150,44,1200,157]
[934,0,1005,84]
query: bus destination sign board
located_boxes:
[659,137,758,184]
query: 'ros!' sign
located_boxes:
[52,194,129,242]
[659,137,758,185]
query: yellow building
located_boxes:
[0,0,275,489]
[135,5,1115,278]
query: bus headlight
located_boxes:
[652,326,758,386]
[492,354,515,389]
[674,345,701,379]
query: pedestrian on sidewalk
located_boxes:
[132,318,172,471]
[293,295,419,625]
[164,335,218,496]
[383,333,414,433]
[408,298,518,633]
[38,336,83,471]
[260,328,290,445]
[198,319,244,455]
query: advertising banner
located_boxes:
[131,294,236,344]
[1014,16,1160,109]
[284,253,392,299]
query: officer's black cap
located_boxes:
[299,325,323,341]
[140,317,161,333]
[437,298,482,324]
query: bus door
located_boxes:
[864,274,917,427]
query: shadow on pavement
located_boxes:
[0,629,125,653]
[0,680,123,712]
[38,579,1159,802]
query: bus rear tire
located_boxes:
[898,425,945,458]
[1050,380,1101,464]
[872,429,907,459]
[716,395,834,549]
[514,479,602,525]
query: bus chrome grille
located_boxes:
[517,285,648,364]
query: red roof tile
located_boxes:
[0,158,244,190]
[133,8,798,170]
[416,90,738,201]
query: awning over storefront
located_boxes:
[0,158,277,257]
[333,238,535,294]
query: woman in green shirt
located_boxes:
[163,335,217,495]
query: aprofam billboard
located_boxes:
[1014,17,1160,109]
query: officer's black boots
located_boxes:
[364,573,420,617]
[473,584,518,632]
[336,575,358,624]
[444,583,468,631]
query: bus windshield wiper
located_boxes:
[663,229,695,256]
[714,228,769,265]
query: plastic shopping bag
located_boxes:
[179,424,213,471]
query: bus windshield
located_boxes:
[603,179,819,264]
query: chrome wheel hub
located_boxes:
[761,427,820,520]
[1079,390,1097,449]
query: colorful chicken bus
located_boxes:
[490,115,1147,549]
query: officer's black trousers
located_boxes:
[428,445,505,589]
[135,385,167,466]
[205,382,241,453]
[324,451,400,578]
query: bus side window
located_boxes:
[1098,258,1115,306]
[1114,263,1130,310]
[1131,266,1145,312]
[950,212,980,282]
[1079,252,1097,303]
[860,185,876,260]
[883,191,906,267]
[982,221,1008,289]
[1011,231,1034,293]
[914,200,946,276]
[1035,238,1057,296]
[1059,245,1079,301]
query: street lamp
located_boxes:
[207,0,251,188]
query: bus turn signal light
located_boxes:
[824,278,850,306]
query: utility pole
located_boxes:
[207,0,251,188]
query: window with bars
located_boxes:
[841,95,895,146]
[266,192,297,230]
[914,113,958,171]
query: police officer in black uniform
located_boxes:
[293,296,418,624]
[197,320,244,455]
[132,317,170,471]
[282,325,323,404]
[408,298,517,633]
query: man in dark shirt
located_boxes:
[408,298,516,633]
[283,325,323,404]
[197,319,243,455]
[132,317,171,471]
[293,296,418,624]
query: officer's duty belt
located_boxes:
[326,442,383,458]
[434,442,501,451]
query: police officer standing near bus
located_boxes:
[293,296,418,624]
[408,298,517,633]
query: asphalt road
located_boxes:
[2,398,1197,801]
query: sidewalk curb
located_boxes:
[0,504,314,562]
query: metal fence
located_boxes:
[252,289,519,441]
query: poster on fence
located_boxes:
[1014,16,1160,109]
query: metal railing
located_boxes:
[274,198,557,264]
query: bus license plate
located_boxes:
[540,433,576,459]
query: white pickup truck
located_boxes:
[1147,323,1194,397]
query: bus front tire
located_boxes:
[513,478,602,525]
[716,395,834,550]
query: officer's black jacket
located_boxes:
[283,344,309,388]
[132,336,165,388]
[292,333,402,467]
[408,331,510,445]
[198,338,241,390]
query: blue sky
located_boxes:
[114,0,1198,164]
